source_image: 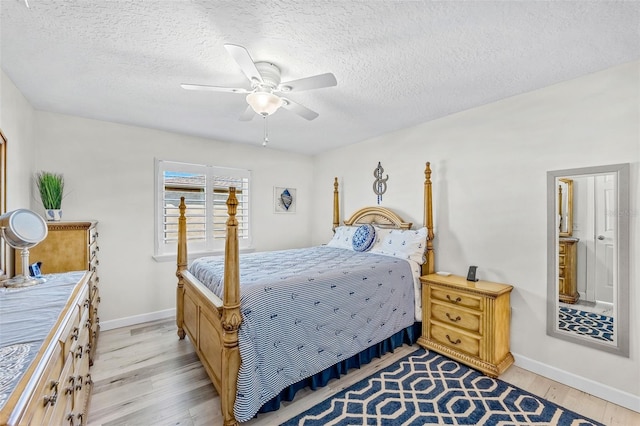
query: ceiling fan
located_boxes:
[181,44,337,121]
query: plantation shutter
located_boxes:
[211,174,250,241]
[156,160,251,256]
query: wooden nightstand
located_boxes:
[417,273,514,377]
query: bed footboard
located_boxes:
[176,192,241,426]
[175,164,434,425]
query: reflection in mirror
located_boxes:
[547,164,629,357]
[558,178,573,237]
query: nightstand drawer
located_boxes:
[430,302,481,333]
[430,286,482,311]
[430,324,480,358]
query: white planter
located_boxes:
[45,209,63,221]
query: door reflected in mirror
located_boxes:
[547,164,629,357]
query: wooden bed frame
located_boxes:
[176,162,435,426]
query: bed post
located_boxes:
[221,187,242,426]
[333,177,339,231]
[424,162,435,274]
[176,196,187,340]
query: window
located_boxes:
[155,160,250,258]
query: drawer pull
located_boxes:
[76,346,83,358]
[77,413,84,424]
[84,299,90,308]
[71,327,79,341]
[67,413,75,425]
[445,334,461,345]
[75,375,83,391]
[43,380,59,406]
[446,313,462,322]
[85,374,93,385]
[446,295,462,304]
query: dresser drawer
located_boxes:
[20,344,64,425]
[43,355,74,426]
[60,309,82,357]
[430,323,480,358]
[430,286,482,311]
[430,302,481,334]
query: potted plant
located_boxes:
[36,171,64,221]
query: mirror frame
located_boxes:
[546,163,630,357]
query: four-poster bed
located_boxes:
[176,163,435,425]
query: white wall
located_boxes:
[0,71,36,211]
[32,112,314,324]
[312,62,639,403]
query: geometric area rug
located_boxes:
[280,349,604,426]
[558,306,614,343]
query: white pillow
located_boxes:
[374,227,428,264]
[326,226,358,250]
[370,226,393,252]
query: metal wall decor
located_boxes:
[373,162,388,205]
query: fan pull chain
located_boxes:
[263,116,269,147]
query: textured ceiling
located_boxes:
[1,1,639,155]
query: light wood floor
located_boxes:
[88,319,639,425]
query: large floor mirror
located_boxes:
[547,163,629,356]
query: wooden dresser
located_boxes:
[418,274,514,377]
[15,222,98,275]
[0,271,94,426]
[15,221,100,365]
[558,237,579,304]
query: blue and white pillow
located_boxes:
[351,224,376,252]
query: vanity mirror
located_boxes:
[547,163,629,356]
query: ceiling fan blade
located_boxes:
[279,73,337,92]
[239,105,255,121]
[181,83,249,93]
[224,44,263,84]
[281,98,319,121]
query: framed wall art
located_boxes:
[274,187,296,213]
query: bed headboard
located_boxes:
[343,206,412,230]
[337,162,435,276]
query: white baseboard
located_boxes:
[513,352,640,413]
[100,308,176,331]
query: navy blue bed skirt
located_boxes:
[257,322,422,414]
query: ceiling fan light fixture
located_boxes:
[246,91,283,116]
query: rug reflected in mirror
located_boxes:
[281,349,603,426]
[558,306,614,343]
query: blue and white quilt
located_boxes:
[189,246,416,422]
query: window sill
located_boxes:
[153,247,256,263]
